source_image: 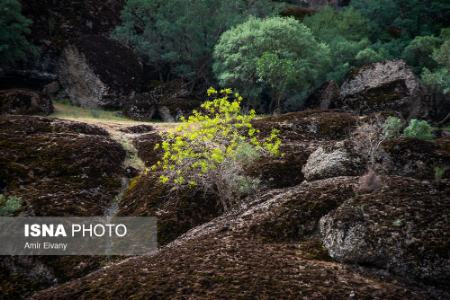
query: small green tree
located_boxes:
[152,88,281,210]
[403,119,435,140]
[213,17,331,112]
[113,0,273,86]
[0,0,35,67]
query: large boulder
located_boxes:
[320,176,450,289]
[118,174,220,246]
[0,116,125,215]
[248,110,358,188]
[253,110,357,142]
[302,141,364,181]
[21,0,124,50]
[0,89,53,115]
[381,137,450,180]
[0,115,126,297]
[58,35,143,109]
[339,60,429,119]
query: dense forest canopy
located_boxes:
[1,0,449,111]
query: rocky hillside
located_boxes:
[0,108,447,299]
[0,1,449,299]
[30,176,450,299]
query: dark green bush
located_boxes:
[0,0,36,67]
[403,119,435,140]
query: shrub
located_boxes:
[0,0,36,67]
[382,116,403,138]
[402,35,442,73]
[403,119,435,140]
[152,88,281,211]
[422,67,450,95]
[213,17,331,112]
[352,115,387,168]
[0,194,22,216]
[357,168,383,194]
[113,0,273,86]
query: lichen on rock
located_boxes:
[58,35,143,109]
[320,176,450,289]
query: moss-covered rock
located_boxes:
[247,110,357,188]
[30,176,445,300]
[0,115,125,298]
[118,174,221,246]
[381,137,450,180]
[244,142,310,188]
[245,177,358,241]
[302,141,365,181]
[123,80,202,121]
[253,110,357,142]
[320,176,450,290]
[339,60,429,119]
[0,89,53,116]
[0,116,125,214]
[132,132,163,167]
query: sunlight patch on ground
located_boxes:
[50,100,178,131]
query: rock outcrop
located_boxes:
[381,137,450,180]
[123,80,202,121]
[0,109,443,299]
[21,0,124,51]
[248,110,358,188]
[58,35,143,109]
[119,174,220,246]
[0,115,126,298]
[339,60,429,119]
[0,116,125,215]
[0,89,53,115]
[30,177,447,299]
[304,80,340,110]
[2,1,125,88]
[302,141,364,181]
[320,176,450,289]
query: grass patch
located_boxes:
[51,100,133,122]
